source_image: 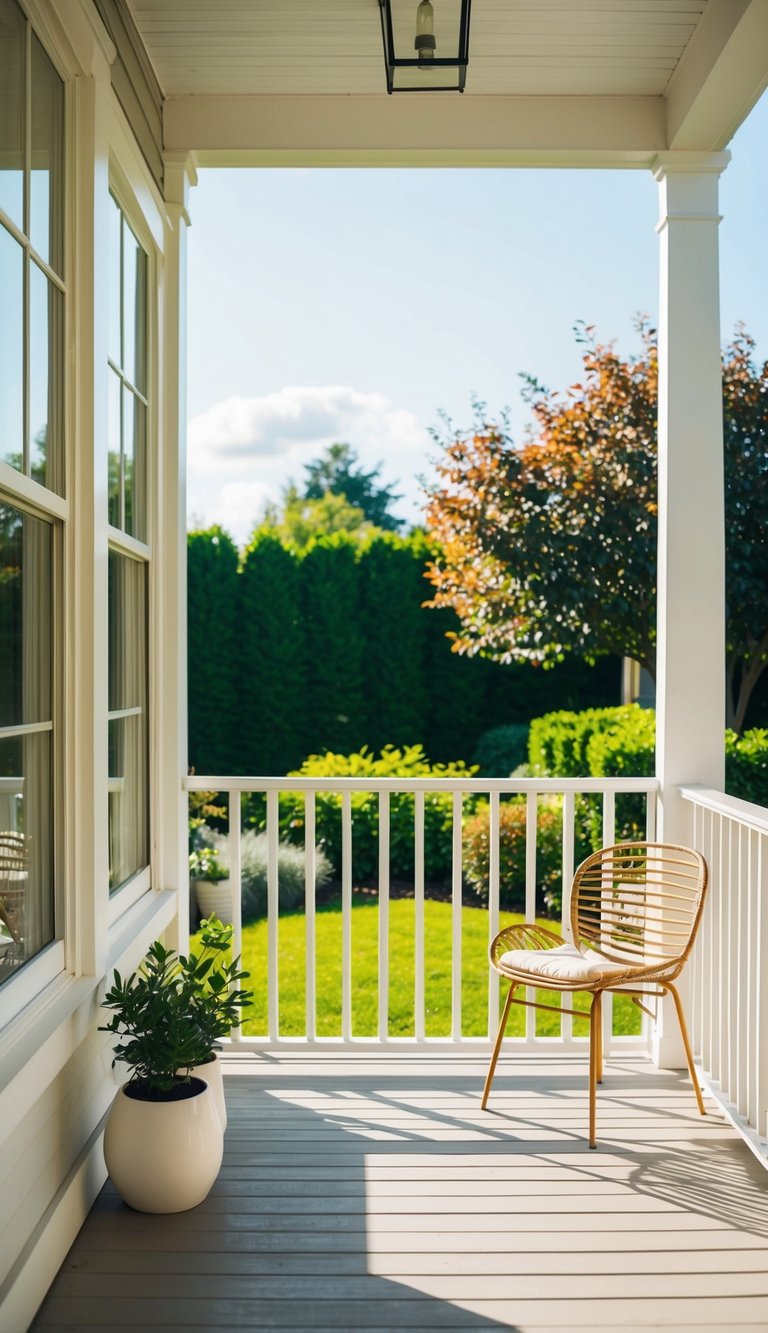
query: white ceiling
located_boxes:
[130,0,708,98]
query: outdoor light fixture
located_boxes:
[378,0,472,93]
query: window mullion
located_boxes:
[22,17,31,477]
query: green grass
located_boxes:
[201,896,641,1040]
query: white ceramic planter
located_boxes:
[104,1077,224,1213]
[189,1051,227,1130]
[194,878,232,926]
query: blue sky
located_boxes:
[187,93,768,545]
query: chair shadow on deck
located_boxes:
[33,1055,768,1330]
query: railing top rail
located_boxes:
[186,774,660,795]
[681,783,768,836]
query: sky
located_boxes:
[187,93,768,547]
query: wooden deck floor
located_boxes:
[33,1052,768,1331]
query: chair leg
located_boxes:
[596,992,604,1085]
[588,991,601,1149]
[481,984,517,1110]
[667,982,706,1117]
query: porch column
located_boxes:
[652,151,729,1065]
[158,152,197,949]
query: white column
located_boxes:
[157,152,197,949]
[652,151,729,1065]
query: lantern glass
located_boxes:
[380,0,471,93]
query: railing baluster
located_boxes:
[415,790,426,1044]
[267,788,279,1040]
[756,833,768,1139]
[229,789,243,1042]
[487,790,500,1042]
[745,828,757,1125]
[378,790,390,1042]
[600,790,615,1050]
[304,791,316,1042]
[525,792,537,1041]
[452,790,463,1041]
[341,790,352,1042]
[560,790,575,1042]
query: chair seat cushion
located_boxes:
[498,940,632,983]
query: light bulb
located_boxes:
[415,0,436,65]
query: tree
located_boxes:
[425,324,768,732]
[301,442,404,531]
[187,526,239,773]
[267,485,379,550]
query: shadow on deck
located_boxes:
[33,1053,768,1330]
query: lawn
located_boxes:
[200,896,642,1040]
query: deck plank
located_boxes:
[32,1054,768,1331]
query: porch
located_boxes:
[33,1051,768,1330]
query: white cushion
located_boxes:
[498,941,630,983]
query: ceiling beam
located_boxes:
[666,0,768,150]
[163,93,666,169]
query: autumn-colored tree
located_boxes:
[425,324,768,732]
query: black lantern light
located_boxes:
[378,0,472,94]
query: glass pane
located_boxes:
[0,223,23,471]
[0,732,54,983]
[108,551,148,894]
[29,261,63,491]
[0,0,24,232]
[108,371,121,528]
[124,393,146,542]
[0,502,52,727]
[108,194,121,368]
[122,219,147,393]
[30,32,64,274]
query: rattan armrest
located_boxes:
[490,922,564,972]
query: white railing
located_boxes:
[186,775,659,1050]
[682,784,768,1157]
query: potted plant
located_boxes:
[189,844,232,925]
[185,914,253,1129]
[99,930,251,1213]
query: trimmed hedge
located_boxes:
[472,724,530,777]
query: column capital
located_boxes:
[164,152,198,223]
[652,150,731,182]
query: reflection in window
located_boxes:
[108,551,149,893]
[0,502,54,982]
[108,195,148,541]
[0,0,64,493]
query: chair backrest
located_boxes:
[570,842,708,979]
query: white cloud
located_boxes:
[187,384,431,545]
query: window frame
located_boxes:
[105,167,155,921]
[0,1,68,1025]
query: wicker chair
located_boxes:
[0,831,28,948]
[481,841,708,1147]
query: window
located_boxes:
[108,193,147,542]
[0,0,64,493]
[0,0,63,987]
[108,551,149,893]
[107,191,150,897]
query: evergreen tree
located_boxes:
[301,535,365,755]
[187,526,239,773]
[302,443,404,531]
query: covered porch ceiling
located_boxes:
[119,0,768,167]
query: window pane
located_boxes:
[29,260,64,491]
[0,223,23,471]
[122,220,147,393]
[124,393,146,542]
[0,0,24,232]
[30,33,64,274]
[108,551,148,893]
[108,371,121,528]
[0,503,53,727]
[0,732,54,981]
[108,194,121,368]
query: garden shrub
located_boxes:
[462,798,562,912]
[472,724,530,776]
[246,745,480,883]
[725,728,768,805]
[202,826,332,921]
[528,705,643,778]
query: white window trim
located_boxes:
[0,941,65,1031]
[107,866,151,927]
